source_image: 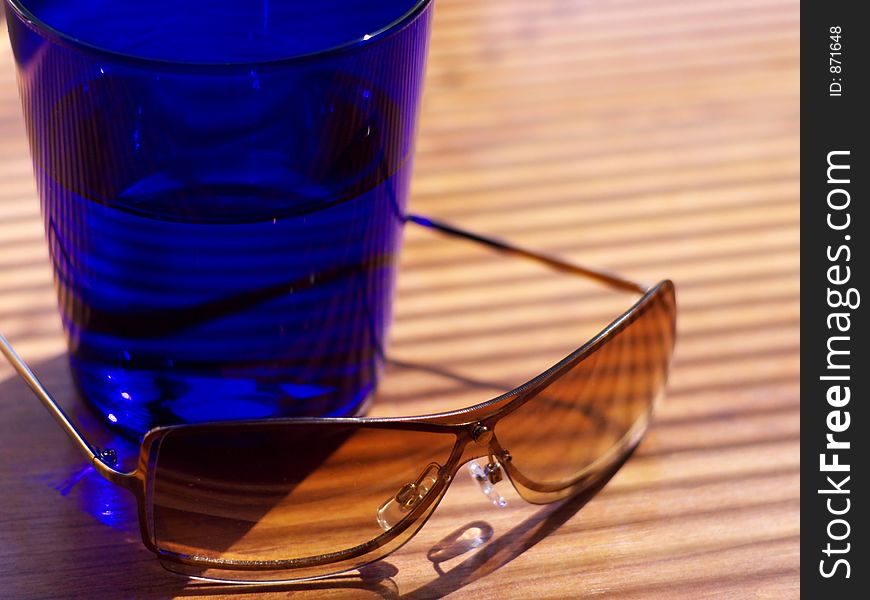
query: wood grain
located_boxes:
[0,0,799,598]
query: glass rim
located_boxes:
[3,0,432,70]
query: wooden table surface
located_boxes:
[0,1,799,598]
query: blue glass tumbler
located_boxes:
[3,0,433,436]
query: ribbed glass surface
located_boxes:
[5,0,433,436]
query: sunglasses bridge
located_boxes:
[376,422,512,531]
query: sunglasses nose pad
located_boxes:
[468,457,508,508]
[377,463,441,531]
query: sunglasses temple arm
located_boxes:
[0,333,122,474]
[406,214,648,295]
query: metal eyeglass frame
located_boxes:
[0,214,675,583]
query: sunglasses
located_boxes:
[0,215,676,583]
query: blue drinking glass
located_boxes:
[3,0,433,436]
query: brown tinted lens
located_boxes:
[494,284,675,493]
[149,423,456,566]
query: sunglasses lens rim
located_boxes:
[154,478,453,583]
[139,421,461,581]
[134,281,675,580]
[492,281,676,504]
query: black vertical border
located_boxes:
[802,3,868,596]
